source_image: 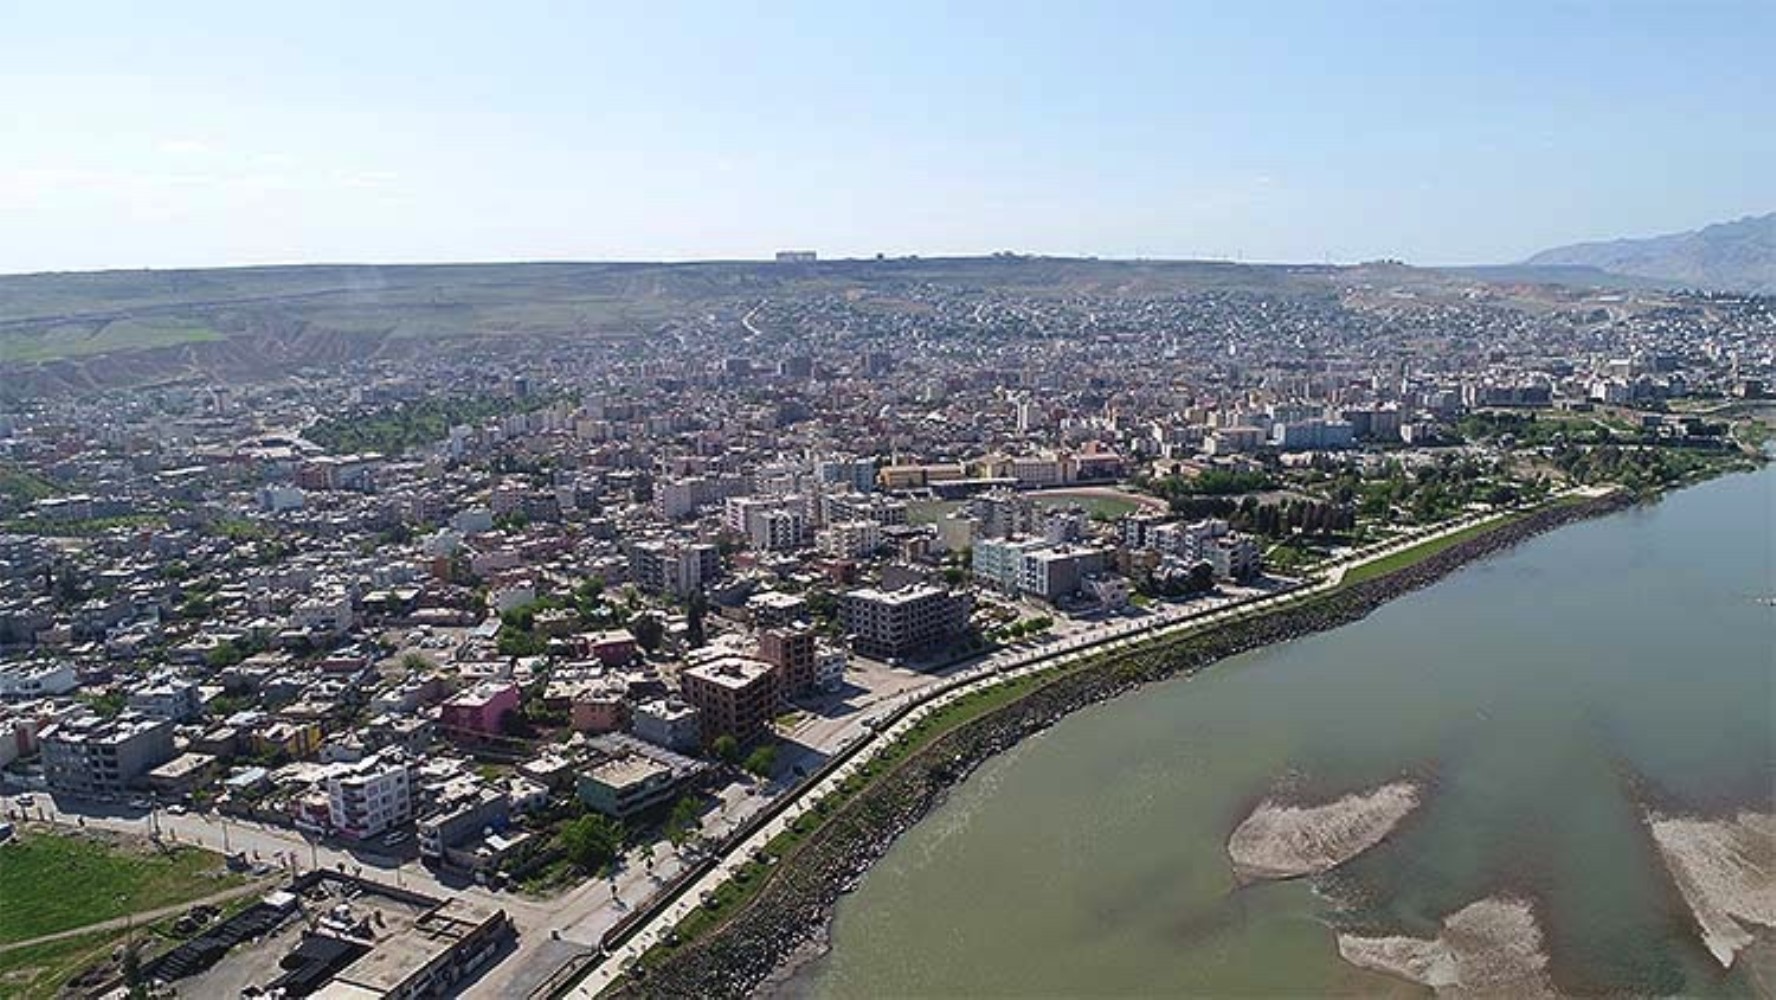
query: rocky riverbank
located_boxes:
[604,494,1631,999]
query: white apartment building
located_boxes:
[816,520,882,559]
[327,751,414,840]
[0,662,77,699]
[814,643,848,692]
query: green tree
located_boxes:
[628,613,664,653]
[497,627,546,658]
[557,814,623,871]
[122,941,146,999]
[206,640,246,670]
[80,689,127,719]
[665,795,702,847]
[686,590,708,649]
[710,734,741,766]
[743,744,778,778]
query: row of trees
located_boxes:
[988,616,1054,643]
[710,734,779,778]
[308,393,559,455]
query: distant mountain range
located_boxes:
[1521,213,1775,294]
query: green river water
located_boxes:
[794,466,1774,998]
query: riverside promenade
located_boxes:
[562,489,1613,999]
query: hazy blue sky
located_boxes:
[3,1,1770,273]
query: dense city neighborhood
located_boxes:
[2,259,1771,998]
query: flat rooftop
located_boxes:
[586,754,670,790]
[328,897,505,994]
[682,655,775,690]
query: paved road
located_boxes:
[9,494,1594,999]
[561,494,1594,997]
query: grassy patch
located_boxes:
[0,928,127,1000]
[1733,418,1775,448]
[1032,491,1144,519]
[905,500,964,525]
[1333,498,1598,590]
[0,513,166,538]
[0,832,239,945]
[0,465,58,507]
[1336,516,1523,589]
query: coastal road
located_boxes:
[560,491,1602,998]
[7,491,1600,1000]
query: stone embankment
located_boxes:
[606,494,1630,1000]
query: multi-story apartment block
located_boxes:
[439,681,520,743]
[815,456,878,494]
[126,676,203,721]
[972,537,1051,592]
[750,509,809,552]
[818,493,907,526]
[974,538,1110,601]
[41,712,177,796]
[758,626,817,698]
[746,590,807,629]
[681,655,779,744]
[0,662,77,699]
[1018,545,1111,601]
[1204,534,1262,581]
[816,520,882,559]
[839,584,972,661]
[814,643,848,692]
[628,539,721,597]
[967,490,1037,540]
[327,750,414,840]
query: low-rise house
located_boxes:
[0,662,77,699]
[147,752,219,798]
[418,787,511,864]
[630,698,700,753]
[438,681,519,743]
[577,755,678,820]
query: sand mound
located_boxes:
[1647,810,1776,967]
[1337,896,1556,999]
[1227,780,1419,880]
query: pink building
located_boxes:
[439,681,520,742]
[570,686,626,734]
[574,629,637,667]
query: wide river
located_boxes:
[791,466,1774,998]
